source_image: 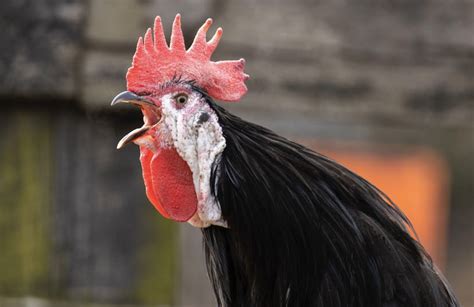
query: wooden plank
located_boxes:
[0,111,52,295]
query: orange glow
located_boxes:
[303,141,450,269]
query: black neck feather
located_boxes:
[201,100,458,307]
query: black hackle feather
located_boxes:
[199,96,459,307]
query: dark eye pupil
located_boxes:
[177,96,187,103]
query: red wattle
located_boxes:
[140,148,170,218]
[139,147,198,222]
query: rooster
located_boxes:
[111,15,459,307]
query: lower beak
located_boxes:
[111,91,161,149]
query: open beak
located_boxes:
[111,91,162,149]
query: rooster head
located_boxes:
[111,14,248,228]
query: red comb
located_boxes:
[126,14,249,102]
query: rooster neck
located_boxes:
[202,101,459,307]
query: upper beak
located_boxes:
[111,91,154,107]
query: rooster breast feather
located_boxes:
[202,98,459,307]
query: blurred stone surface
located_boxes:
[215,0,474,128]
[86,0,145,44]
[0,0,84,98]
[86,0,214,45]
[81,51,130,108]
[220,0,474,50]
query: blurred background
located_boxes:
[0,0,473,306]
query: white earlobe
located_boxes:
[192,110,227,227]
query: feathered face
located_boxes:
[112,81,227,228]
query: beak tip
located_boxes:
[116,141,125,150]
[111,91,140,107]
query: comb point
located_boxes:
[153,16,168,51]
[144,28,154,52]
[206,28,223,54]
[137,36,143,48]
[170,13,185,51]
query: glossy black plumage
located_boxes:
[200,96,458,307]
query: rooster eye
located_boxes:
[174,93,188,105]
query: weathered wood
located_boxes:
[52,110,178,303]
[0,109,178,304]
[0,111,52,295]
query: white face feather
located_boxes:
[157,90,227,228]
